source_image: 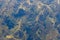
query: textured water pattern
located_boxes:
[0,0,60,40]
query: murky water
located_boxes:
[0,0,60,40]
